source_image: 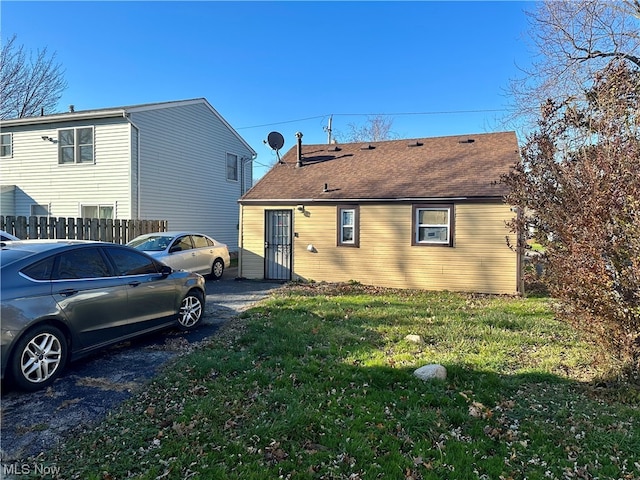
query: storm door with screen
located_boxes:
[264,210,292,280]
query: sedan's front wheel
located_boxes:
[11,325,68,391]
[178,290,204,329]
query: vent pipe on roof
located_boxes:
[295,131,303,168]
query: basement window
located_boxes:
[412,204,454,247]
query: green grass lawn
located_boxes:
[38,283,639,480]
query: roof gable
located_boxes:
[241,131,519,202]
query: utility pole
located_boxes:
[324,115,333,144]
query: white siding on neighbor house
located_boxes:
[131,102,254,250]
[1,118,134,219]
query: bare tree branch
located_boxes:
[504,1,640,130]
[1,34,67,119]
[336,115,398,143]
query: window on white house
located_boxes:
[226,153,238,181]
[59,127,94,164]
[413,205,453,246]
[31,204,50,216]
[337,205,359,247]
[1,133,12,157]
[81,204,114,219]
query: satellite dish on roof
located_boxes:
[265,131,285,163]
[267,131,285,151]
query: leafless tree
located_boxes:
[1,35,67,119]
[507,0,640,128]
[336,115,397,143]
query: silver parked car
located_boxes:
[0,240,206,391]
[127,232,230,280]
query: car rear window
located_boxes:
[54,248,112,279]
[21,257,55,280]
[192,235,209,248]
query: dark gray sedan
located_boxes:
[0,240,206,392]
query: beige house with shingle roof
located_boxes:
[238,131,522,294]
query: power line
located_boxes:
[237,109,508,130]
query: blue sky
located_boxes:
[3,1,533,179]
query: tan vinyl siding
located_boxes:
[239,202,518,294]
[239,205,267,279]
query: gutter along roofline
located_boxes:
[239,196,507,205]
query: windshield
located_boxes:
[128,235,173,252]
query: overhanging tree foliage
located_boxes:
[503,61,640,377]
[1,34,67,119]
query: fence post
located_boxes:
[105,219,113,243]
[27,216,37,239]
[67,218,76,239]
[56,217,66,239]
[114,219,122,244]
[77,218,85,240]
[48,217,56,239]
[90,218,99,240]
[39,217,49,239]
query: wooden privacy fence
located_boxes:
[1,216,167,244]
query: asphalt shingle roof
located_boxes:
[241,131,519,202]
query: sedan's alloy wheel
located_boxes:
[11,326,68,390]
[178,292,203,328]
[21,332,64,383]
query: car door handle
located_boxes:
[128,281,142,287]
[58,288,78,297]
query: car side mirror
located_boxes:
[169,245,182,253]
[160,264,172,276]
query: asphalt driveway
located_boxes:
[0,267,281,464]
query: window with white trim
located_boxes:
[413,205,453,246]
[226,153,238,181]
[1,133,12,157]
[81,204,114,219]
[337,205,359,247]
[59,127,94,164]
[31,204,50,216]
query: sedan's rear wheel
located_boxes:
[210,258,224,280]
[11,325,67,391]
[178,290,204,329]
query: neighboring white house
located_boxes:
[0,98,256,250]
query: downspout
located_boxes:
[516,206,525,296]
[241,153,257,195]
[238,201,244,277]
